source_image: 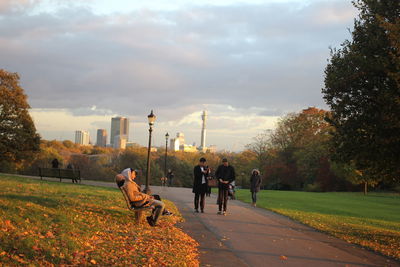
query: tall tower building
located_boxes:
[96,129,107,147]
[75,130,90,145]
[200,110,207,150]
[110,117,129,146]
[177,132,185,149]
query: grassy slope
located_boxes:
[234,189,400,260]
[0,174,199,266]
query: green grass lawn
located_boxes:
[0,174,199,266]
[234,189,400,260]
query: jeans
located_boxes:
[251,192,257,203]
[218,187,229,212]
[149,199,165,224]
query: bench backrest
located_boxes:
[39,168,80,179]
[115,174,133,210]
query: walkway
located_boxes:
[151,186,397,267]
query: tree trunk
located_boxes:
[364,181,368,195]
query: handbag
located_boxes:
[207,177,218,187]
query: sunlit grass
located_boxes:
[0,174,199,266]
[235,189,400,260]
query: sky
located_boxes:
[0,0,357,151]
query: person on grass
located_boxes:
[118,168,170,227]
[215,158,235,215]
[193,158,210,213]
[250,169,262,207]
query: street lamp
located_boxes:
[164,132,169,186]
[144,110,156,194]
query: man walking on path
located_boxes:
[215,158,235,215]
[193,158,209,213]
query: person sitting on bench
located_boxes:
[119,168,170,226]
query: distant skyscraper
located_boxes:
[176,132,185,150]
[110,117,129,146]
[113,135,127,149]
[200,110,207,150]
[75,130,90,145]
[96,129,107,147]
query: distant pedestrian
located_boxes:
[51,158,59,169]
[66,163,78,183]
[250,169,262,207]
[161,176,167,187]
[215,158,235,215]
[167,169,174,187]
[193,158,210,213]
[206,184,211,197]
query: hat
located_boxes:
[222,158,228,162]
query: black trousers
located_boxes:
[194,192,206,211]
[218,187,229,212]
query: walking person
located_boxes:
[215,158,235,215]
[250,169,262,207]
[193,158,209,213]
[167,169,174,187]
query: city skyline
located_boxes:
[1,0,358,150]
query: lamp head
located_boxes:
[148,110,156,126]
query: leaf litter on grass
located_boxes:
[0,175,200,266]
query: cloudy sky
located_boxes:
[0,0,356,151]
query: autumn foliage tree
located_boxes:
[322,0,400,187]
[0,69,40,171]
[245,107,361,191]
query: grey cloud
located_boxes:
[1,0,354,121]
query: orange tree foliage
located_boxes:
[0,69,40,172]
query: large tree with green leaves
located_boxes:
[322,0,400,185]
[0,69,40,171]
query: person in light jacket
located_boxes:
[250,169,262,207]
[119,168,165,226]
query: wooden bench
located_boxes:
[115,174,153,224]
[38,168,81,183]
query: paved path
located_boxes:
[150,186,398,267]
[8,175,399,267]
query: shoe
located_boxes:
[217,211,222,215]
[146,216,155,227]
[223,211,226,216]
[195,209,199,213]
[163,210,173,216]
[201,210,204,213]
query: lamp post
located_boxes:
[164,132,169,186]
[144,110,156,194]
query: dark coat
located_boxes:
[250,174,262,193]
[215,165,235,189]
[193,165,208,194]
